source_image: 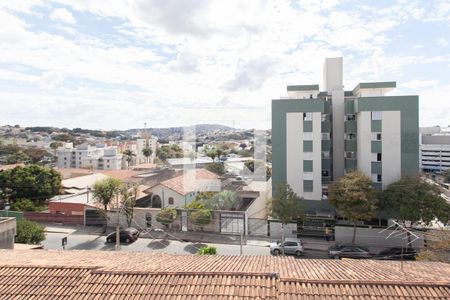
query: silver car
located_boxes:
[270,238,304,256]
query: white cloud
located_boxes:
[49,8,76,25]
[437,38,448,47]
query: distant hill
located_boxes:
[126,124,237,138]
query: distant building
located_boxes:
[272,57,419,215]
[420,126,450,173]
[56,143,123,170]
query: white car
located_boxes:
[270,238,304,256]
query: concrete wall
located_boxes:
[23,212,84,225]
[335,226,424,248]
[286,112,303,196]
[332,90,345,180]
[269,221,297,239]
[0,217,16,249]
[357,111,372,177]
[382,111,401,187]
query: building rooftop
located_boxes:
[62,173,109,190]
[286,84,320,91]
[0,250,448,300]
[159,169,219,195]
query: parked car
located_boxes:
[106,227,140,244]
[375,247,417,260]
[328,244,371,259]
[270,238,304,256]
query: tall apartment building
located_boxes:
[135,137,157,164]
[57,143,123,170]
[272,57,419,215]
[420,126,450,173]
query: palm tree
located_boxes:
[142,147,152,163]
[123,149,136,169]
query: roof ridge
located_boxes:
[280,278,450,286]
[92,269,280,278]
[0,265,100,270]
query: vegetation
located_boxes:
[188,191,238,210]
[206,162,225,176]
[142,146,152,163]
[269,183,304,254]
[123,149,136,168]
[121,185,138,227]
[0,165,61,209]
[189,209,212,227]
[156,208,177,227]
[328,171,377,244]
[444,169,450,183]
[92,176,123,233]
[10,198,45,212]
[417,229,450,263]
[156,144,183,161]
[197,246,217,255]
[381,176,450,229]
[15,219,45,244]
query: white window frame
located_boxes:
[371,111,382,120]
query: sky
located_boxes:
[0,0,449,130]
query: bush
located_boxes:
[197,246,217,255]
[11,199,43,212]
[206,162,225,176]
[189,209,212,226]
[15,219,45,244]
[156,208,177,226]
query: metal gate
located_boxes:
[220,213,245,234]
[84,208,105,226]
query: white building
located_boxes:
[420,126,450,173]
[135,138,157,164]
[57,143,123,170]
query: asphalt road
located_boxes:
[42,231,329,258]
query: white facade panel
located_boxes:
[382,111,401,187]
[357,111,372,177]
[286,113,303,197]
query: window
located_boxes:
[345,133,356,140]
[371,111,382,120]
[303,112,313,121]
[372,174,382,183]
[303,160,313,172]
[168,197,174,205]
[322,170,330,177]
[321,133,330,140]
[377,153,382,161]
[322,151,330,159]
[303,180,313,192]
[145,213,152,228]
[345,152,356,159]
[372,132,382,141]
[346,114,356,121]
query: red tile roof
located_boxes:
[0,250,448,299]
[159,169,219,195]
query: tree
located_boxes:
[190,191,237,210]
[15,219,45,244]
[417,228,450,263]
[49,141,63,157]
[244,160,272,181]
[156,208,177,228]
[444,169,450,183]
[11,198,44,212]
[0,165,61,206]
[6,151,30,164]
[206,162,225,176]
[92,177,123,233]
[189,209,212,228]
[123,149,136,168]
[268,183,304,254]
[328,171,377,244]
[142,147,152,163]
[121,185,138,227]
[381,176,450,244]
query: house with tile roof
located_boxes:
[0,250,449,299]
[147,169,221,208]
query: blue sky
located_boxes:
[0,0,449,130]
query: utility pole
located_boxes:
[240,230,243,255]
[115,193,120,251]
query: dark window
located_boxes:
[377,153,382,161]
[377,174,382,182]
[168,197,174,205]
[322,170,330,177]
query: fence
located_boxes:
[0,210,23,221]
[248,218,268,236]
[23,212,84,225]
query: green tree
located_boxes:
[269,183,304,254]
[328,171,377,244]
[197,246,217,255]
[121,185,138,227]
[123,149,136,168]
[142,147,152,163]
[15,219,45,244]
[244,160,272,181]
[11,199,44,212]
[156,208,177,228]
[6,151,30,164]
[382,176,450,243]
[443,169,450,183]
[49,141,63,157]
[92,177,123,233]
[0,165,61,206]
[189,209,212,228]
[206,162,225,176]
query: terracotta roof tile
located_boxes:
[159,169,219,195]
[0,250,449,300]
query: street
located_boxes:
[42,229,329,258]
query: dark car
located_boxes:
[106,227,140,244]
[375,247,417,260]
[328,244,372,259]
